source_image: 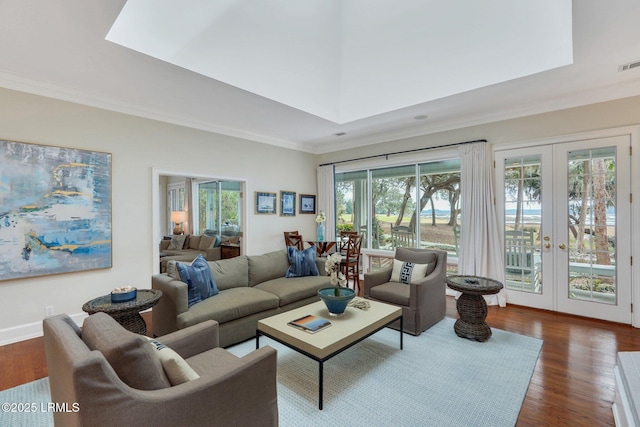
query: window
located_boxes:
[167,182,185,234]
[192,180,242,238]
[335,158,461,259]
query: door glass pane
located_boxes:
[335,171,370,247]
[372,165,417,250]
[567,148,617,304]
[418,160,461,256]
[197,181,218,235]
[503,155,542,293]
[195,180,242,238]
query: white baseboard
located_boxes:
[0,312,87,346]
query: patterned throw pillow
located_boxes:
[176,255,219,307]
[390,259,430,284]
[285,245,320,278]
[167,234,187,251]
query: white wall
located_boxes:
[0,88,319,344]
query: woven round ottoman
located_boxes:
[445,275,503,342]
[82,289,162,335]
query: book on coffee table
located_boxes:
[288,314,332,334]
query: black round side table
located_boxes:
[82,289,162,335]
[444,275,503,342]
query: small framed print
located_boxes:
[280,191,296,217]
[299,194,316,214]
[255,191,277,214]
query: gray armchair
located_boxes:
[43,313,278,427]
[364,248,447,335]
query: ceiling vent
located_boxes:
[618,60,640,72]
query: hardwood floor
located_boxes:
[2,297,640,426]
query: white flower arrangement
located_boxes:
[316,211,326,223]
[325,252,347,287]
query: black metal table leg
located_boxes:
[400,315,404,350]
[319,360,324,410]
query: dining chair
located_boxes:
[283,231,304,250]
[338,230,358,254]
[340,233,363,294]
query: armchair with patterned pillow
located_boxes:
[363,247,447,335]
[43,312,278,427]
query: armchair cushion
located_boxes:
[177,255,220,307]
[82,313,171,390]
[390,259,429,284]
[395,247,438,276]
[285,245,320,278]
[369,281,410,306]
[146,337,200,385]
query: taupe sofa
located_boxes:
[159,234,225,273]
[43,313,278,427]
[152,249,331,347]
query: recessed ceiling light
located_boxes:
[335,132,347,136]
[414,115,428,120]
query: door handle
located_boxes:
[544,243,551,249]
[559,243,567,250]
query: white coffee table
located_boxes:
[256,299,403,410]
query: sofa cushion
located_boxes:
[187,235,202,250]
[390,259,429,284]
[199,235,216,250]
[168,234,187,251]
[82,313,171,390]
[177,255,220,307]
[285,245,320,278]
[395,247,438,275]
[255,276,331,306]
[146,337,200,385]
[180,287,279,325]
[248,250,289,287]
[208,256,249,291]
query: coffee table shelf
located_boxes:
[256,299,402,410]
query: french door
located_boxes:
[495,136,632,323]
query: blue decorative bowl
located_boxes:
[111,288,137,303]
[318,287,356,316]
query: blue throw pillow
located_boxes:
[286,245,320,278]
[176,255,219,307]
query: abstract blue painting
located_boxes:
[0,140,112,281]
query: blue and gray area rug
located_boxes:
[0,316,542,427]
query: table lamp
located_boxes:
[171,211,186,234]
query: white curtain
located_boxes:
[184,177,195,235]
[317,165,336,241]
[458,142,506,306]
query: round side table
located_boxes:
[82,289,162,335]
[444,275,503,342]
